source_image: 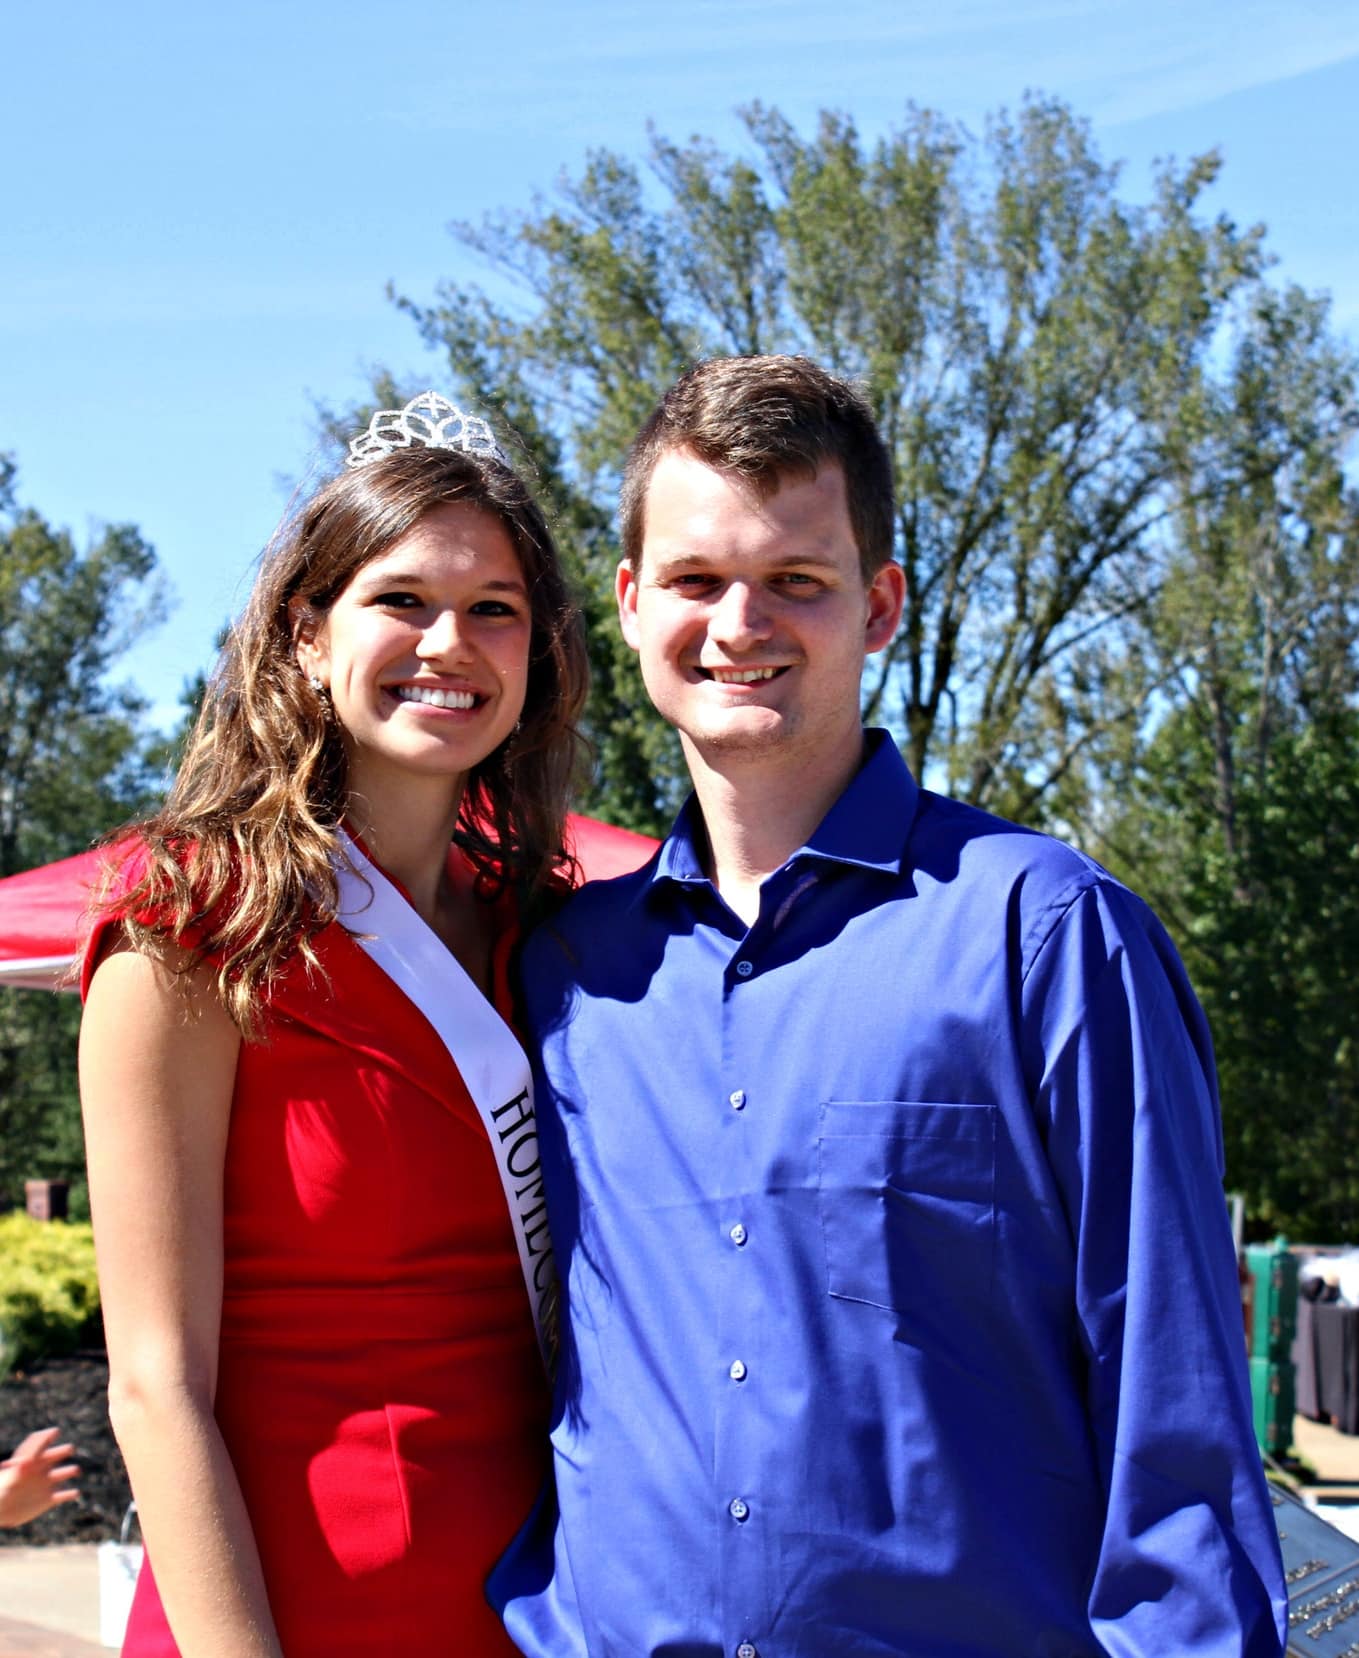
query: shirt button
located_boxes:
[735,959,754,977]
[729,1359,747,1381]
[728,1497,750,1522]
[729,1089,746,1110]
[737,1646,757,1658]
[729,1222,748,1247]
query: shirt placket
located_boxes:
[710,862,822,1658]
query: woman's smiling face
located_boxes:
[294,499,531,810]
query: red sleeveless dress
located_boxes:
[82,857,548,1657]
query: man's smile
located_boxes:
[699,666,789,684]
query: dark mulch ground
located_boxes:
[0,1352,132,1546]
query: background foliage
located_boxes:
[0,457,169,1215]
[0,1213,100,1377]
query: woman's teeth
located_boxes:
[395,685,476,709]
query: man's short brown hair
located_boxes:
[619,355,896,581]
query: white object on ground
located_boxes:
[97,1501,142,1647]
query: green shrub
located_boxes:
[0,1213,100,1377]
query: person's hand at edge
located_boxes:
[0,1427,80,1527]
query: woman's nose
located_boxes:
[418,608,473,663]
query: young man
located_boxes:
[495,356,1287,1656]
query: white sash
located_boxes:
[334,830,557,1365]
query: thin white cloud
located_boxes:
[1080,4,1359,126]
[383,0,1359,145]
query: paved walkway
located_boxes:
[1293,1412,1359,1496]
[0,1545,104,1655]
[0,1616,104,1658]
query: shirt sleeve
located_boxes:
[1022,879,1287,1658]
[78,840,155,999]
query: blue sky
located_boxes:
[5,0,1358,724]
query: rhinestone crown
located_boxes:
[345,391,509,470]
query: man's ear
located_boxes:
[287,594,328,685]
[615,560,642,653]
[864,561,906,655]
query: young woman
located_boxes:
[79,396,588,1657]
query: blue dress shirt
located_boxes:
[494,732,1287,1657]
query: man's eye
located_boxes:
[776,573,819,590]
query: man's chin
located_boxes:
[680,710,793,759]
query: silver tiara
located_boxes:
[344,391,510,470]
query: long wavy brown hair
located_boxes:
[100,443,589,1035]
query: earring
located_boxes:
[308,675,328,695]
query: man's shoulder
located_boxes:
[914,788,1113,897]
[562,854,662,925]
[910,790,1154,962]
[522,856,661,981]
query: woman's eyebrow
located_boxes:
[354,571,527,593]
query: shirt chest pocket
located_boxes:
[817,1101,997,1313]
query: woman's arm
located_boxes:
[81,942,284,1658]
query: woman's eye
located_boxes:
[471,599,522,618]
[372,590,422,609]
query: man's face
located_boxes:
[617,449,903,778]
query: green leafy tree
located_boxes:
[1086,287,1359,1235]
[0,458,169,1211]
[378,95,1286,831]
[1106,710,1359,1240]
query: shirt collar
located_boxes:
[648,729,919,899]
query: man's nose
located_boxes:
[710,582,772,646]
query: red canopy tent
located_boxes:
[0,815,658,991]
